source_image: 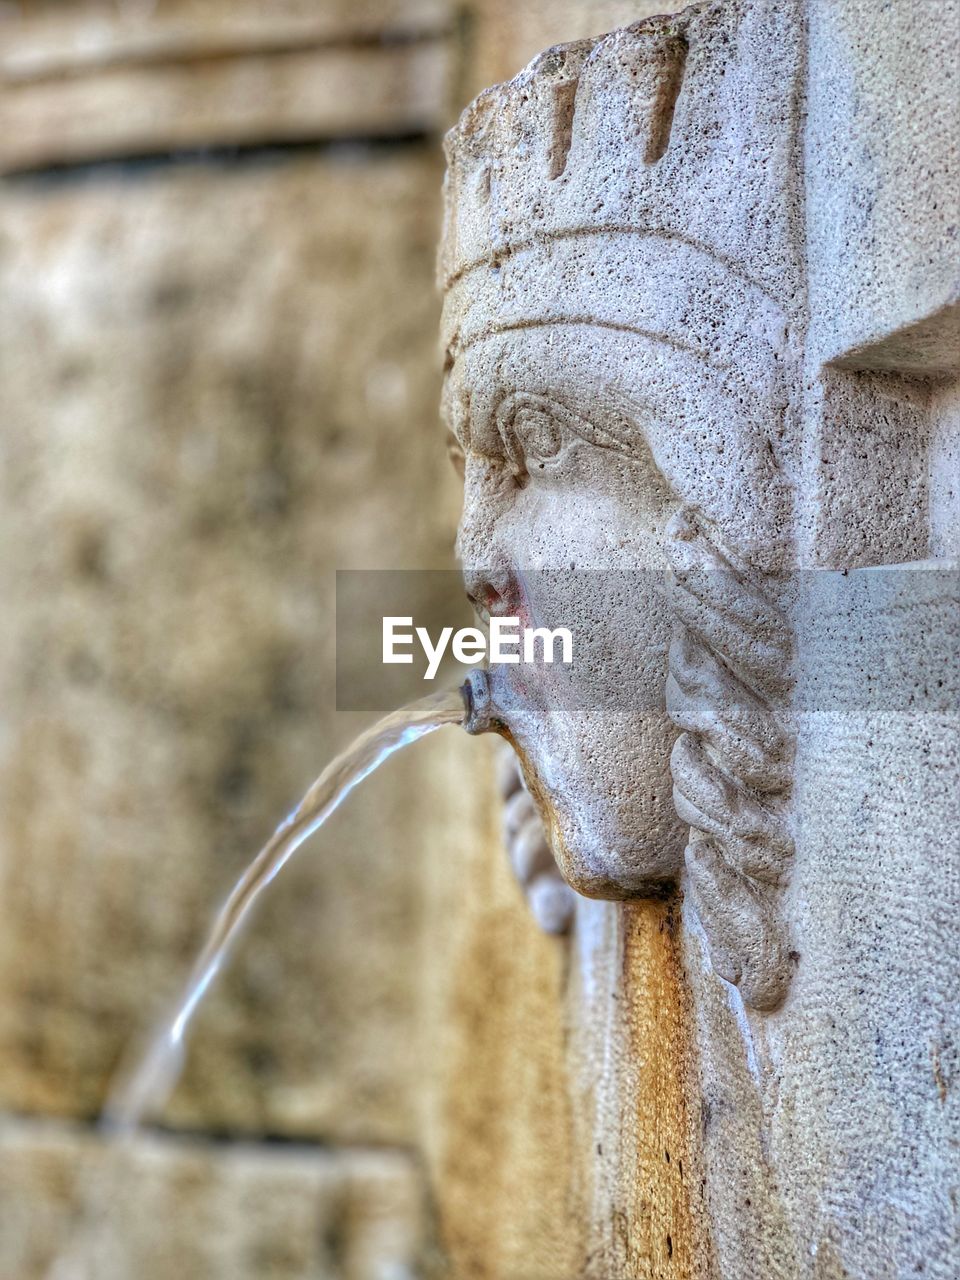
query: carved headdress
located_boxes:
[440,0,804,1009]
[441,2,803,344]
[440,0,804,557]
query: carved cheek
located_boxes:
[515,480,642,570]
[456,453,519,570]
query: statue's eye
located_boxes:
[495,393,591,481]
[514,409,565,471]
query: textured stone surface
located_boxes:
[0,1117,426,1279]
[774,567,959,1278]
[440,1,959,1275]
[0,150,460,1143]
[931,380,960,559]
[804,0,960,372]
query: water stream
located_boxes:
[48,688,465,1278]
[106,686,466,1136]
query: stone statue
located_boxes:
[441,0,803,1011]
[440,2,959,1274]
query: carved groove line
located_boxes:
[442,226,782,301]
[447,316,730,371]
[644,36,688,164]
[667,508,795,1010]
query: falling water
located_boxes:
[105,686,466,1136]
[48,688,466,1279]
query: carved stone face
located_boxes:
[445,325,690,897]
[439,7,799,1000]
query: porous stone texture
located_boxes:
[0,151,457,1144]
[804,0,959,373]
[0,1116,426,1280]
[441,0,959,1275]
[931,380,960,560]
[774,566,958,1276]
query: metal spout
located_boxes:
[460,668,496,735]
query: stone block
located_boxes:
[0,1117,426,1280]
[0,1,455,171]
[804,0,960,370]
[0,149,466,1144]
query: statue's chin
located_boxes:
[540,803,685,902]
[503,728,683,902]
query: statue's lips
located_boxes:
[460,569,564,735]
[459,653,553,735]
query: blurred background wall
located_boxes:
[0,3,682,1277]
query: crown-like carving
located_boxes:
[440,0,803,340]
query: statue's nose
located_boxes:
[461,564,522,622]
[456,451,525,621]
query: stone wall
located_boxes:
[438,2,958,1278]
[5,2,951,1278]
[0,2,662,1276]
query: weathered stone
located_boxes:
[804,0,960,373]
[0,1,454,172]
[0,1116,426,1280]
[440,2,959,1276]
[0,150,460,1143]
